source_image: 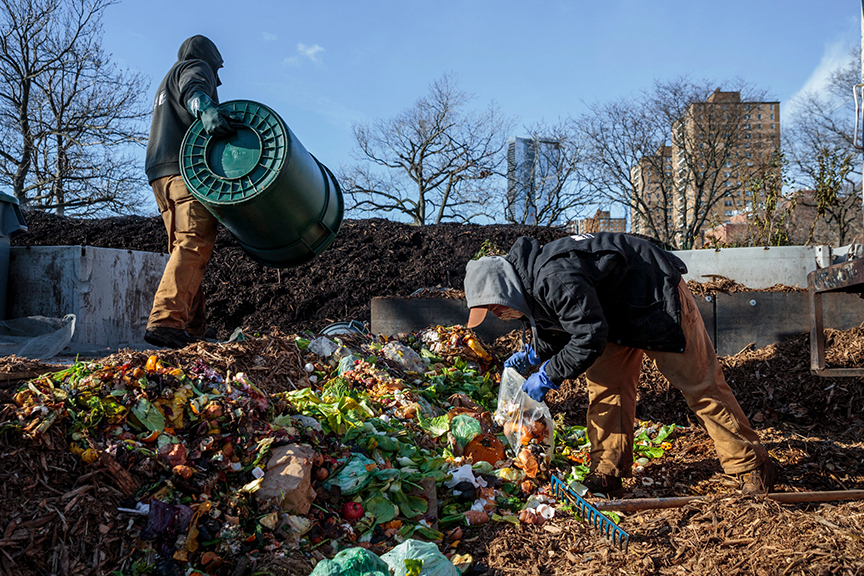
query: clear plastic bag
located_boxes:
[493,367,554,478]
[382,342,427,373]
[381,539,459,576]
[324,453,376,495]
[0,314,75,360]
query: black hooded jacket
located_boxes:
[505,233,689,383]
[145,35,223,183]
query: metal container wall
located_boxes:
[0,191,27,319]
[8,246,168,352]
[180,100,343,268]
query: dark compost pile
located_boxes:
[12,211,569,337]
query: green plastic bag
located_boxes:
[450,414,481,449]
[310,547,390,576]
[324,453,376,495]
[381,539,459,576]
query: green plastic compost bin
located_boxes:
[180,100,343,268]
[0,191,27,320]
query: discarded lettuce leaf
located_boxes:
[130,397,165,433]
[417,414,450,438]
[365,495,398,524]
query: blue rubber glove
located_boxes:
[504,345,540,374]
[522,361,555,402]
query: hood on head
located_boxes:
[177,35,223,75]
[464,257,532,322]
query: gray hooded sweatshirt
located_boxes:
[464,255,538,344]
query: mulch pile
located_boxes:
[11,212,568,336]
[476,495,864,575]
[686,275,806,297]
[3,213,864,575]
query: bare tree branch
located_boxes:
[575,77,771,248]
[339,73,513,225]
[0,0,150,215]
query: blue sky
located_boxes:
[101,1,859,218]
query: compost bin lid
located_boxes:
[180,100,289,206]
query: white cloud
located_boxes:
[786,38,851,114]
[262,32,277,42]
[297,43,325,63]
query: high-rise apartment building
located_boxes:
[631,146,673,236]
[632,90,780,246]
[576,209,627,234]
[506,136,561,225]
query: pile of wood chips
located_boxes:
[479,496,864,575]
[686,276,806,296]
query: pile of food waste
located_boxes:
[2,325,683,575]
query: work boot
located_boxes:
[144,326,200,349]
[582,473,624,499]
[739,458,777,494]
[187,325,218,340]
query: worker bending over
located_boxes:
[464,232,775,497]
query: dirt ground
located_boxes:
[4,213,864,575]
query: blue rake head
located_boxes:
[549,475,630,552]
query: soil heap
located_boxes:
[12,211,570,337]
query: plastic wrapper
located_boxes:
[0,314,75,360]
[493,368,554,478]
[382,342,427,373]
[337,354,361,374]
[324,453,376,495]
[309,336,339,358]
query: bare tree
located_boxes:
[340,73,513,225]
[575,77,770,249]
[790,184,862,246]
[0,0,149,215]
[784,45,861,186]
[574,94,672,241]
[744,151,796,246]
[503,120,597,226]
[783,46,863,245]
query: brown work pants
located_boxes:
[585,279,767,477]
[147,175,217,335]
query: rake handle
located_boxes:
[592,490,864,512]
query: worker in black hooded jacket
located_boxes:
[143,35,235,349]
[464,232,775,497]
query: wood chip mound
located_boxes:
[93,330,311,395]
[482,498,864,575]
[0,356,66,389]
[687,276,806,296]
